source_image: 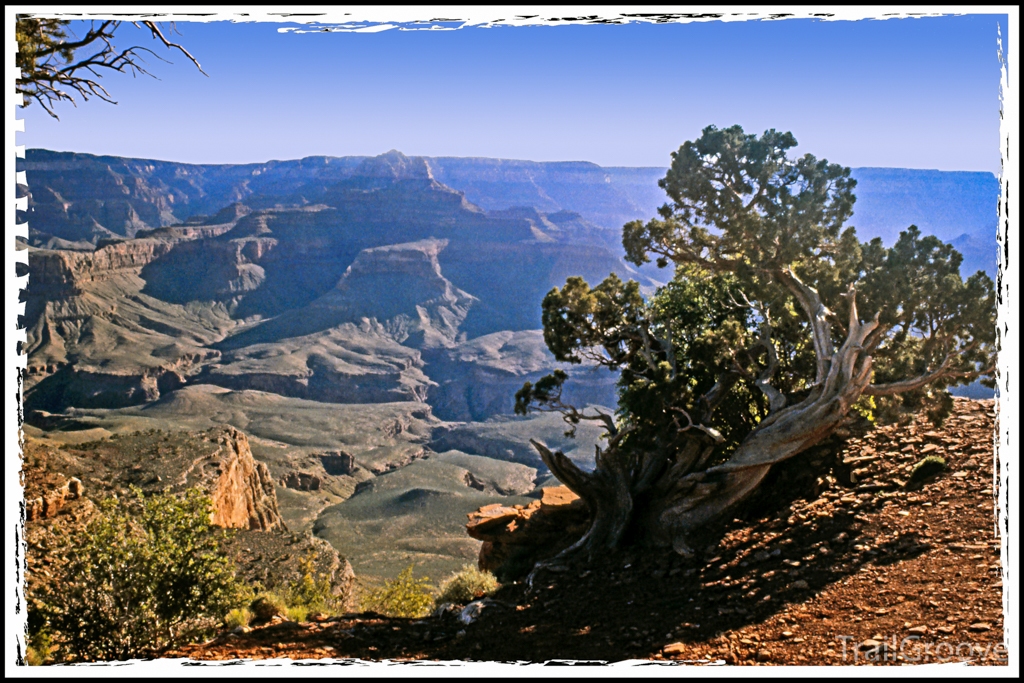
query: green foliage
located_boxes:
[25,626,52,666]
[285,551,341,617]
[434,565,499,607]
[539,273,648,366]
[249,594,287,623]
[620,264,764,453]
[223,608,252,630]
[907,455,947,488]
[29,487,248,662]
[360,565,435,618]
[520,124,996,472]
[858,227,997,398]
[286,606,309,623]
[247,553,339,625]
[851,394,878,422]
[623,124,856,272]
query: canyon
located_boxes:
[17,148,1000,583]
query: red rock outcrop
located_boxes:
[202,426,285,531]
[22,426,285,532]
[466,485,590,573]
[25,476,83,521]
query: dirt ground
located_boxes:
[166,397,1007,667]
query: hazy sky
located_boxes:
[17,12,1008,172]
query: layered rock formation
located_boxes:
[24,237,175,297]
[425,330,618,422]
[199,326,433,404]
[21,149,999,279]
[18,149,364,244]
[21,227,243,412]
[324,239,476,349]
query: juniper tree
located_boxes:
[516,124,996,559]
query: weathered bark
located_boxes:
[530,440,637,558]
[655,280,879,550]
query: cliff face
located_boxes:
[204,426,284,531]
[21,149,1000,279]
[199,325,433,404]
[140,234,277,303]
[18,149,365,244]
[425,330,619,422]
[26,238,176,297]
[20,150,655,423]
[321,239,477,349]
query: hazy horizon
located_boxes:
[20,146,1003,177]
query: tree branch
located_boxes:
[670,407,725,443]
[775,268,834,386]
[138,21,207,76]
[636,326,659,372]
[864,357,994,396]
[17,19,205,120]
[698,371,741,423]
[530,440,595,501]
[751,322,787,413]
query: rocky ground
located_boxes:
[164,397,1007,667]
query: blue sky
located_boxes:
[18,13,1008,172]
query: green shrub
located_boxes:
[360,565,434,618]
[286,605,309,623]
[25,628,52,666]
[435,565,498,607]
[246,553,340,625]
[250,593,287,623]
[223,608,252,630]
[286,551,339,616]
[29,487,248,663]
[906,455,947,488]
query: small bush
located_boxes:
[287,551,339,616]
[907,455,947,488]
[250,594,287,623]
[246,553,340,626]
[223,608,252,630]
[435,565,498,607]
[30,487,248,663]
[360,565,434,618]
[286,605,309,623]
[25,629,52,666]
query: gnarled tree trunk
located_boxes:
[529,275,880,564]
